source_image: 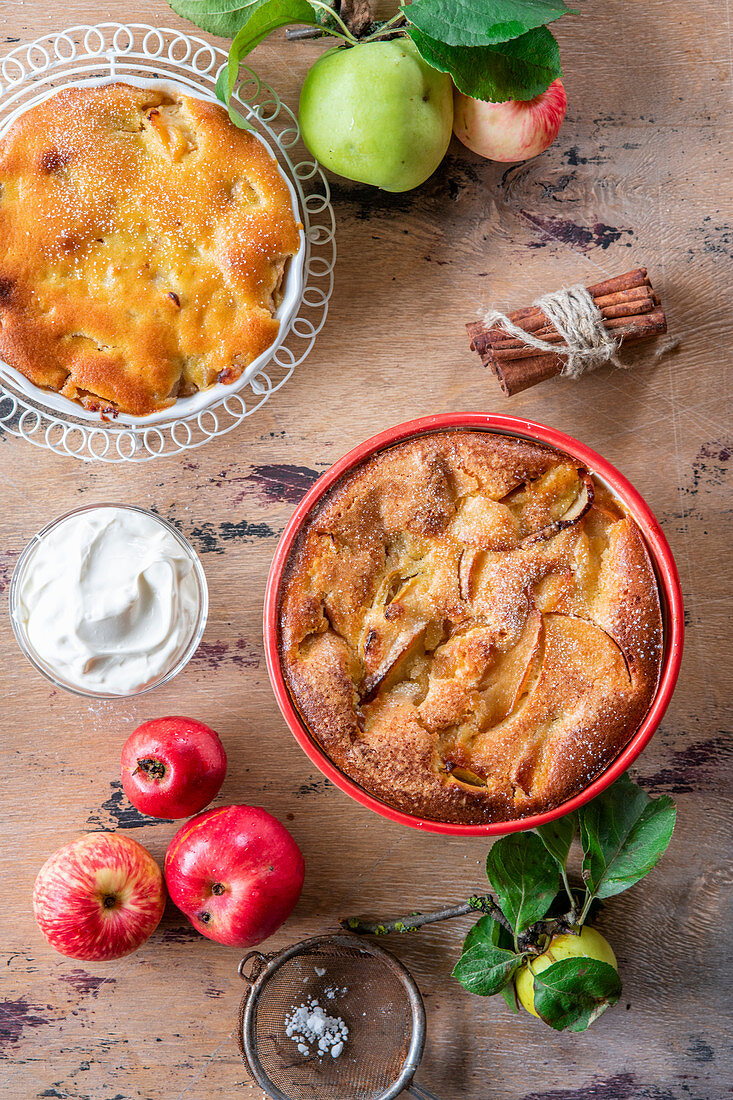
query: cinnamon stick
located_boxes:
[473,293,656,352]
[482,285,654,344]
[486,310,667,364]
[466,269,667,397]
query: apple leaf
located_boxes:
[453,943,524,996]
[406,24,562,102]
[463,914,497,952]
[462,913,509,952]
[579,772,677,901]
[404,0,576,48]
[454,916,526,996]
[214,68,254,128]
[216,0,319,125]
[501,976,521,1013]
[463,915,523,1010]
[531,956,622,1031]
[167,0,265,39]
[485,831,559,934]
[537,812,576,872]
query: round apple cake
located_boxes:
[0,83,301,416]
[278,430,663,824]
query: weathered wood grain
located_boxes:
[0,1,731,1098]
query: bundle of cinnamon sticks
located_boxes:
[467,268,667,396]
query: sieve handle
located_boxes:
[407,1082,443,1100]
[237,951,267,986]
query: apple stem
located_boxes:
[136,757,166,781]
[340,893,513,936]
[308,1,361,46]
[286,1,404,45]
[577,890,594,926]
[362,12,407,42]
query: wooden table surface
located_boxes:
[1,2,731,1098]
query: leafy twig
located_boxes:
[342,774,676,1034]
[341,893,512,936]
[170,0,574,104]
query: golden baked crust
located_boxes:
[279,431,663,824]
[0,83,300,416]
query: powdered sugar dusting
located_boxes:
[285,998,349,1059]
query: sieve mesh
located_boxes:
[239,935,426,1100]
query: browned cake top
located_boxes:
[0,83,301,416]
[279,431,663,824]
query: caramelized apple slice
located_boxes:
[523,474,594,545]
[478,608,544,726]
[446,765,488,789]
[422,610,542,743]
[547,611,632,685]
[360,622,429,703]
[458,547,480,602]
[143,103,198,162]
[466,612,634,790]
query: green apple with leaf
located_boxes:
[168,0,577,188]
[298,38,453,191]
[342,773,676,1032]
[514,925,617,1018]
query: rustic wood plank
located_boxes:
[0,1,731,1098]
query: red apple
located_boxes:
[164,805,304,947]
[121,716,227,819]
[33,833,166,961]
[453,79,567,162]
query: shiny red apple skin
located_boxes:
[453,79,567,162]
[121,716,227,819]
[164,805,305,947]
[33,833,166,961]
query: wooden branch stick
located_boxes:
[340,894,513,936]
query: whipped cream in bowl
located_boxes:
[10,505,208,698]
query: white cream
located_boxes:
[15,507,201,695]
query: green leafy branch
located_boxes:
[341,773,676,1032]
[167,0,578,129]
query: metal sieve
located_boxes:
[237,934,442,1100]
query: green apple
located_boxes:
[298,38,453,192]
[515,926,618,1018]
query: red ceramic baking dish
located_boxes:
[264,413,684,836]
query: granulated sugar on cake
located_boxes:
[285,997,349,1059]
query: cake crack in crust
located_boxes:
[279,431,663,824]
[0,84,301,416]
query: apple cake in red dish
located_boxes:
[278,431,663,824]
[0,83,300,416]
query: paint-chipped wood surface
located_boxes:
[1,2,731,1098]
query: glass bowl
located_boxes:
[9,503,208,699]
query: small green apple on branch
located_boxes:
[168,0,577,188]
[341,773,676,1032]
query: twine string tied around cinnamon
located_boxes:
[483,283,624,379]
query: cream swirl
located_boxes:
[16,507,201,695]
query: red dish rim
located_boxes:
[264,413,684,836]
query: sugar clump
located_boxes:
[285,998,349,1059]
